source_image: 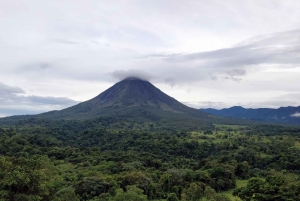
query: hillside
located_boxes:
[201,106,300,124]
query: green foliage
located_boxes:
[181,182,204,201]
[233,172,300,201]
[167,193,180,201]
[52,187,79,201]
[235,161,251,179]
[0,155,62,201]
[75,177,115,200]
[204,186,231,201]
[109,185,147,201]
[0,120,300,200]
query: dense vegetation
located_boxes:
[1,118,300,200]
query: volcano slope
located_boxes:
[0,77,252,129]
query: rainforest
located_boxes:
[1,117,300,201]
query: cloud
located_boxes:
[20,96,79,106]
[222,76,242,82]
[111,69,155,81]
[50,39,79,45]
[0,82,79,117]
[108,28,300,88]
[244,100,299,109]
[164,77,177,87]
[291,112,300,118]
[226,69,246,76]
[18,62,53,73]
[136,53,185,59]
[0,82,24,95]
[1,0,300,112]
[223,69,246,81]
[182,101,225,109]
[138,28,300,85]
[37,62,51,69]
[167,28,300,67]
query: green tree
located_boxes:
[110,185,147,201]
[0,156,62,201]
[235,161,251,179]
[182,183,203,201]
[119,171,151,196]
[233,172,300,201]
[204,186,230,201]
[75,177,114,200]
[167,193,179,201]
[52,187,80,201]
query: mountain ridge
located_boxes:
[201,106,300,124]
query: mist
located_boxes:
[111,69,155,81]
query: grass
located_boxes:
[260,153,272,158]
[222,179,248,201]
[293,141,300,148]
[189,124,247,144]
[214,124,249,130]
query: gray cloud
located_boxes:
[226,69,246,77]
[136,53,185,59]
[164,77,177,87]
[138,29,300,85]
[19,62,53,72]
[50,39,79,45]
[20,96,79,106]
[111,69,155,81]
[0,82,79,116]
[0,82,24,95]
[38,62,51,69]
[222,76,242,82]
[3,27,300,112]
[166,29,300,68]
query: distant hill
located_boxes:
[0,77,253,129]
[201,106,300,124]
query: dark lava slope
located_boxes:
[37,77,209,121]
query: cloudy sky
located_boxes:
[1,0,300,117]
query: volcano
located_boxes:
[37,77,209,121]
[1,77,247,128]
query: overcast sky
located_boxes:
[1,0,300,117]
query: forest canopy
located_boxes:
[1,118,300,200]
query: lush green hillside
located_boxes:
[1,119,300,200]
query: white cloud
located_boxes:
[291,112,300,118]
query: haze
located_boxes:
[1,0,300,117]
